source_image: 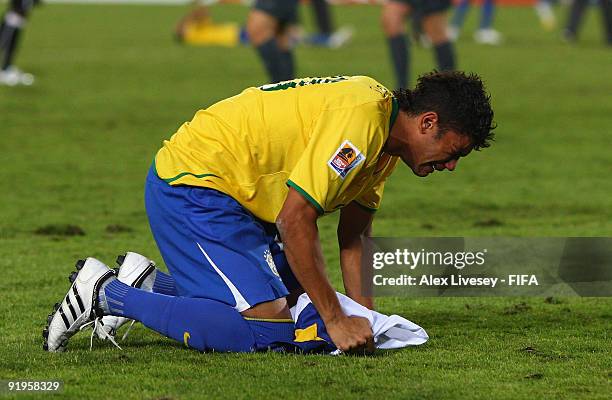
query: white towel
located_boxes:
[291,292,428,351]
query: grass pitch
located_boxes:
[1,4,611,399]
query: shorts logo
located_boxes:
[264,249,280,277]
[328,140,365,179]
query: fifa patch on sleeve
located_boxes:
[327,140,365,179]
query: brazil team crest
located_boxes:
[264,249,280,277]
[328,140,365,179]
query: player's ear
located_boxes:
[420,112,438,135]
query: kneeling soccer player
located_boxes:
[43,72,495,354]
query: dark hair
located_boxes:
[393,71,496,150]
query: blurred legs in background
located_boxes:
[534,0,557,31]
[381,0,456,90]
[449,0,503,45]
[0,0,37,86]
[247,0,298,83]
[564,0,612,45]
[306,0,353,49]
[174,5,241,47]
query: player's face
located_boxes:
[408,128,474,178]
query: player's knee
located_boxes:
[241,297,291,320]
[381,3,408,36]
[4,11,27,28]
[246,10,276,45]
[423,14,449,44]
[381,14,404,36]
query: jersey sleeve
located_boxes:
[353,181,386,213]
[353,156,398,213]
[287,103,386,214]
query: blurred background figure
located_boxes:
[0,0,38,86]
[381,0,456,89]
[247,0,299,83]
[563,0,612,45]
[448,0,503,45]
[534,0,557,31]
[175,5,241,47]
[305,0,353,48]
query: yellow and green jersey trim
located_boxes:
[154,160,219,184]
[161,171,219,184]
[390,97,399,129]
[353,201,378,214]
[285,98,397,217]
[286,179,324,215]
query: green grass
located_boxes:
[1,3,611,399]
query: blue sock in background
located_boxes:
[480,0,495,30]
[256,38,284,83]
[452,0,471,28]
[388,34,409,89]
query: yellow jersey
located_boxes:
[154,76,400,223]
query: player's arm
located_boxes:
[338,202,375,310]
[276,189,374,353]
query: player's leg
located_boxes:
[311,0,333,37]
[97,205,302,342]
[535,0,557,31]
[409,8,426,46]
[599,0,612,45]
[564,0,589,42]
[97,248,299,345]
[1,0,28,70]
[275,25,295,81]
[44,166,298,352]
[247,6,282,82]
[479,0,495,31]
[474,0,502,45]
[306,0,353,48]
[94,252,178,341]
[421,2,456,71]
[142,164,297,347]
[450,0,470,32]
[381,0,411,89]
[98,278,293,352]
[276,0,298,81]
[116,242,294,302]
[150,269,177,295]
[0,0,36,86]
[247,0,298,83]
[42,256,288,352]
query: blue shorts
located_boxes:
[144,165,300,312]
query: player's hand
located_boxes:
[326,316,375,355]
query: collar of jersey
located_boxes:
[389,97,399,131]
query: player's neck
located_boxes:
[383,111,415,157]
